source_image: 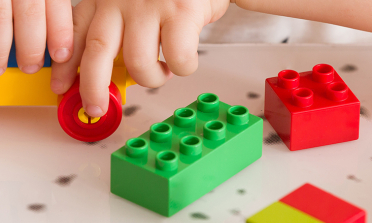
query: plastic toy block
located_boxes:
[280,183,366,223]
[111,93,263,216]
[7,40,51,68]
[246,201,322,223]
[264,64,360,151]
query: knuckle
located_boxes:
[19,49,44,61]
[85,38,109,54]
[163,1,201,21]
[170,0,193,12]
[125,58,154,73]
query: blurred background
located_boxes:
[71,0,372,44]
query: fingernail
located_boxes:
[0,68,5,76]
[54,48,70,63]
[86,105,104,117]
[51,79,64,93]
[21,65,40,74]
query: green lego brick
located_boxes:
[246,201,323,223]
[111,93,263,216]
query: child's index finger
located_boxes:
[79,6,124,118]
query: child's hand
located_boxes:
[51,0,230,117]
[0,0,73,74]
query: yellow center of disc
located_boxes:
[78,107,100,124]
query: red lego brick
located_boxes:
[280,183,366,223]
[264,64,360,151]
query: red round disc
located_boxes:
[58,77,122,142]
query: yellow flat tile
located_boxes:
[247,201,323,223]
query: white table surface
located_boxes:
[1,44,371,223]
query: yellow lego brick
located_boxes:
[0,68,57,106]
[246,201,323,223]
[0,65,135,106]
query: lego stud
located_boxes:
[150,123,173,143]
[203,120,226,140]
[126,138,148,158]
[197,93,220,113]
[77,107,100,124]
[180,135,202,156]
[278,70,300,89]
[227,105,249,125]
[156,151,178,171]
[312,64,334,83]
[174,108,196,127]
[292,88,314,108]
[326,82,349,101]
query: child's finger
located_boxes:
[161,17,201,77]
[0,0,13,75]
[13,0,46,74]
[79,7,123,117]
[45,0,73,63]
[51,0,95,95]
[123,16,172,88]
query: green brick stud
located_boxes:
[125,138,148,158]
[227,105,249,125]
[180,135,202,156]
[174,108,196,127]
[156,151,178,171]
[150,123,173,143]
[203,120,226,140]
[197,93,220,113]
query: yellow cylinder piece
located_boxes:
[91,116,100,124]
[78,107,100,124]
